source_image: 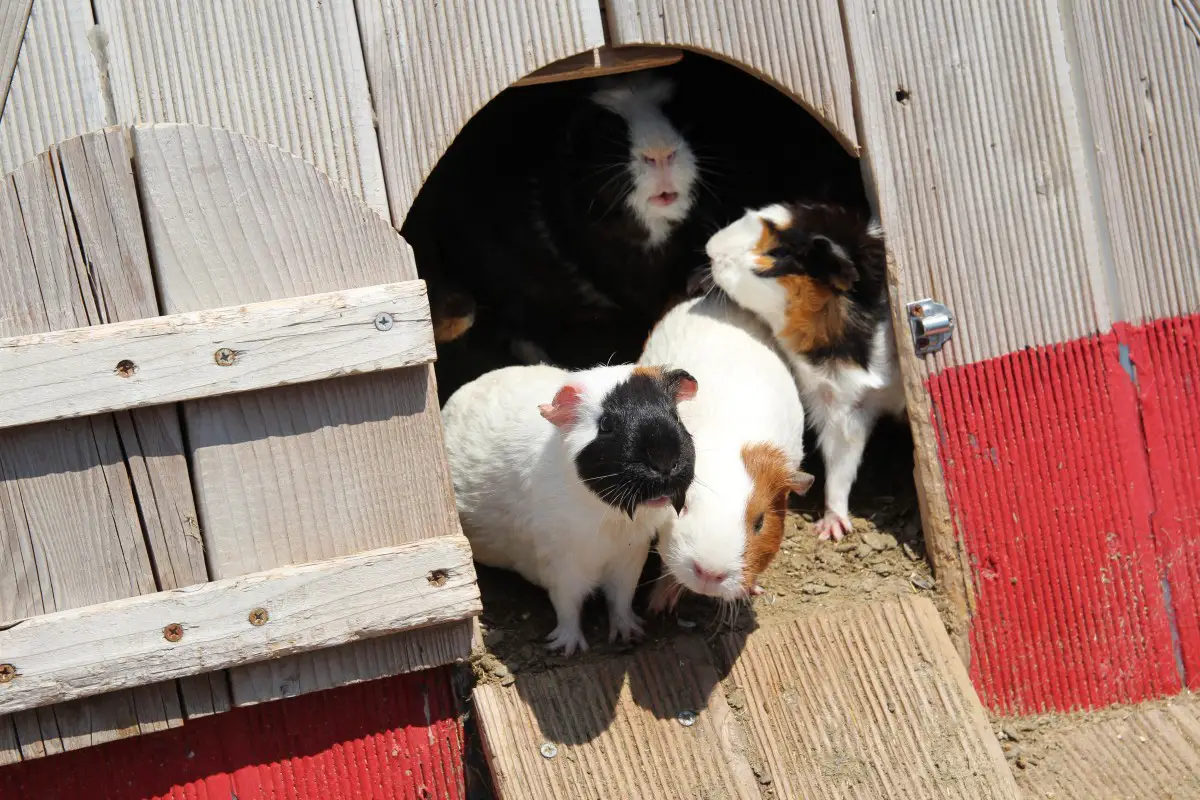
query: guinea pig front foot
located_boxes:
[608,610,645,643]
[545,624,589,656]
[814,510,853,542]
[647,579,684,615]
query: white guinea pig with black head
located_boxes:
[442,363,697,655]
[640,296,814,611]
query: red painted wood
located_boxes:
[0,668,465,800]
[929,331,1181,714]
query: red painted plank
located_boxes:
[929,331,1180,714]
[0,668,464,800]
[1123,315,1200,689]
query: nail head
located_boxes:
[115,359,137,378]
[374,312,394,331]
[539,742,558,759]
[676,710,697,727]
[0,664,15,683]
[214,348,236,366]
[249,608,269,626]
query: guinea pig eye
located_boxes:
[641,154,654,165]
[753,514,765,534]
[598,413,614,434]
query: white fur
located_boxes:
[442,364,677,655]
[591,74,697,248]
[708,206,907,541]
[640,296,805,600]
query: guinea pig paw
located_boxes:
[545,626,589,657]
[609,612,645,643]
[814,512,853,542]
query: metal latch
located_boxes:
[906,299,955,357]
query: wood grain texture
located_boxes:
[844,0,1111,367]
[1,536,480,714]
[0,280,436,429]
[356,0,605,223]
[0,0,105,174]
[474,637,760,800]
[0,0,32,116]
[1019,697,1200,799]
[131,123,470,707]
[513,45,684,87]
[94,0,388,215]
[718,597,1019,799]
[0,129,194,760]
[604,0,859,153]
[1066,0,1200,324]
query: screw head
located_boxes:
[214,348,236,366]
[0,664,15,683]
[115,359,137,378]
[676,710,697,727]
[909,304,925,318]
[374,312,394,331]
[248,607,269,626]
[427,569,448,587]
[539,742,558,759]
[163,623,184,642]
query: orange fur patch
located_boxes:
[778,275,847,353]
[632,365,664,379]
[433,312,474,343]
[752,220,778,269]
[740,441,793,588]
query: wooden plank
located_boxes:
[0,0,32,115]
[605,0,859,153]
[357,0,605,221]
[718,597,1019,798]
[1066,0,1200,323]
[0,280,435,430]
[843,0,1112,367]
[131,123,471,707]
[1019,698,1200,799]
[0,129,192,760]
[0,536,480,715]
[94,0,388,215]
[0,0,105,174]
[512,45,684,87]
[474,637,760,800]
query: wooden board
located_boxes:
[843,0,1112,368]
[474,637,760,800]
[0,0,32,115]
[0,129,205,760]
[0,0,105,174]
[95,0,389,216]
[718,597,1018,798]
[512,46,684,87]
[1066,0,1200,324]
[604,0,859,154]
[131,123,471,707]
[0,536,480,714]
[0,280,435,429]
[356,0,606,221]
[1018,697,1200,799]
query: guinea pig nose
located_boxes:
[692,562,729,584]
[640,146,676,166]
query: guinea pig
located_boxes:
[639,295,814,608]
[442,363,698,655]
[705,201,907,541]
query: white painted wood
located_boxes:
[357,0,606,222]
[604,0,859,153]
[131,123,472,708]
[843,0,1112,368]
[1066,0,1200,323]
[93,0,388,216]
[0,0,32,116]
[0,535,480,715]
[0,0,105,173]
[0,281,435,430]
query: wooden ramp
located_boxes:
[474,597,1018,799]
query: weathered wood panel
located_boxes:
[1,536,480,714]
[844,0,1111,367]
[605,0,858,153]
[356,0,605,222]
[1067,0,1200,324]
[0,1,32,116]
[95,0,388,215]
[0,0,105,173]
[719,598,1018,798]
[131,123,471,707]
[0,129,200,760]
[0,281,435,430]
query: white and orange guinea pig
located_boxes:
[639,295,814,611]
[442,363,698,655]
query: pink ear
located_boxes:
[538,384,582,428]
[789,471,816,496]
[665,368,698,403]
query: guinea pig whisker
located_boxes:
[582,472,623,483]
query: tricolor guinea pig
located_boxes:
[441,363,698,655]
[706,201,906,541]
[639,296,814,610]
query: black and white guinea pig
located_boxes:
[442,363,698,655]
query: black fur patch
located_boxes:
[574,370,697,518]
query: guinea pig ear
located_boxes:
[809,236,859,291]
[663,369,698,403]
[538,384,583,429]
[789,471,816,497]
